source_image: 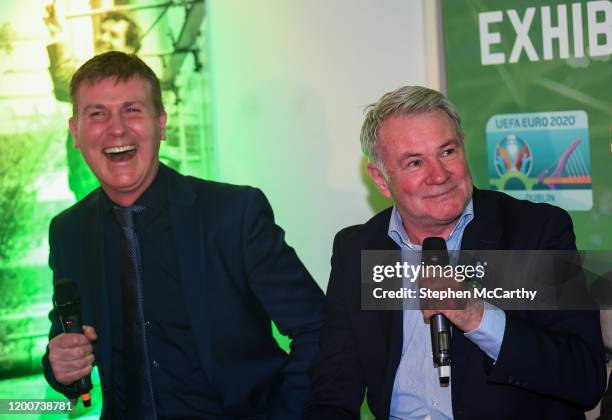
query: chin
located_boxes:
[430,206,464,222]
[102,176,139,190]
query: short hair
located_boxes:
[360,86,463,168]
[101,11,142,53]
[70,51,164,116]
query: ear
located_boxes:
[158,112,168,141]
[367,163,392,198]
[69,117,79,148]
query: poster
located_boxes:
[442,0,612,249]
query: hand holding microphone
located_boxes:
[50,279,96,407]
[420,238,484,333]
[48,326,96,385]
[421,238,484,385]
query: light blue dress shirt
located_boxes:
[388,200,506,420]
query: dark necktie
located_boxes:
[113,205,157,419]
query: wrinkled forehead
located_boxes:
[379,111,459,139]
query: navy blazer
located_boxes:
[43,164,325,419]
[305,188,606,420]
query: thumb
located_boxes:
[83,325,98,342]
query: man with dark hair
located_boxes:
[44,4,142,101]
[44,3,142,200]
[305,85,606,419]
[42,51,324,419]
[95,11,142,54]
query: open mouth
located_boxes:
[104,144,137,162]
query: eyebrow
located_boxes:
[82,101,146,113]
[397,139,462,162]
[399,151,422,160]
[82,104,106,113]
[124,101,146,108]
[438,139,461,149]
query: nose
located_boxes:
[99,29,111,44]
[426,159,450,185]
[108,114,126,137]
[97,36,108,48]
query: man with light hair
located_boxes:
[305,85,605,419]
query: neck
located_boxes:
[403,219,459,246]
[103,162,160,207]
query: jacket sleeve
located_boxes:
[488,208,606,410]
[41,217,80,399]
[303,231,365,420]
[240,188,325,419]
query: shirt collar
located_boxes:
[388,199,474,251]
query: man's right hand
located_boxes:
[48,325,97,385]
[43,1,62,38]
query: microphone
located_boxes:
[53,278,93,407]
[422,237,451,385]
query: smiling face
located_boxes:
[368,111,473,243]
[95,19,132,53]
[69,76,167,206]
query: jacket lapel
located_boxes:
[460,188,503,251]
[166,169,213,375]
[81,191,112,389]
[451,188,503,406]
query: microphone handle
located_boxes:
[75,373,93,394]
[60,314,93,394]
[431,313,451,365]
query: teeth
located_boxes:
[104,144,137,154]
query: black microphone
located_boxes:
[53,278,93,407]
[422,237,451,385]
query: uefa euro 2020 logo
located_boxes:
[494,134,532,178]
[486,111,592,210]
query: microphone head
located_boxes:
[53,278,81,316]
[422,237,449,266]
[422,237,447,251]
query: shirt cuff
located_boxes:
[464,301,506,362]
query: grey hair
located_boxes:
[360,86,463,170]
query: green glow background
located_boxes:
[0,0,215,418]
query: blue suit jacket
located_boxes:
[43,164,325,419]
[305,188,606,420]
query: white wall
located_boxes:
[208,0,427,289]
